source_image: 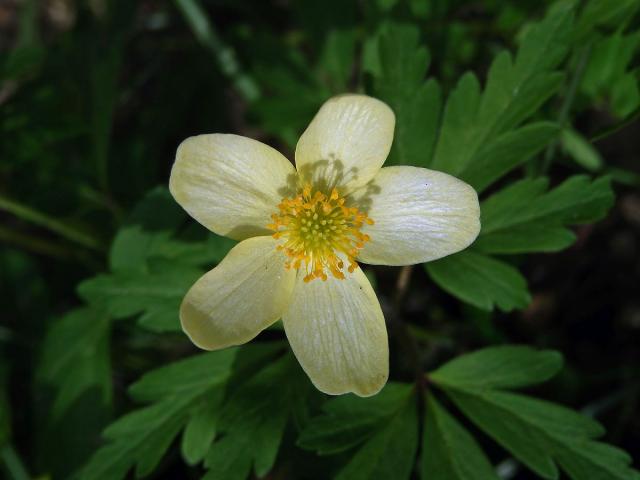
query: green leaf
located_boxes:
[79,349,238,480]
[429,345,563,390]
[299,383,418,480]
[317,29,356,92]
[181,391,222,465]
[425,251,530,311]
[298,382,414,454]
[373,24,442,167]
[38,308,111,418]
[462,122,559,193]
[430,6,572,184]
[561,128,604,171]
[110,187,235,272]
[205,354,310,479]
[421,395,499,480]
[580,30,640,118]
[77,265,202,332]
[574,0,640,42]
[475,175,614,254]
[445,389,640,480]
[430,347,640,480]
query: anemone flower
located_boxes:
[169,94,480,396]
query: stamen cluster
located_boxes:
[267,184,373,282]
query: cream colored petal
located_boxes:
[180,236,295,350]
[283,268,388,397]
[170,134,296,240]
[353,166,480,265]
[295,95,395,195]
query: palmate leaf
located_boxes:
[77,264,203,332]
[203,353,311,480]
[425,251,530,311]
[82,187,235,332]
[79,349,237,480]
[373,24,441,167]
[422,395,499,480]
[428,5,572,188]
[109,188,234,272]
[418,5,601,311]
[79,344,288,480]
[429,346,640,480]
[474,175,614,254]
[298,383,418,480]
[580,30,640,118]
[427,174,614,311]
[37,308,111,419]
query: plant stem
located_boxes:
[0,194,106,252]
[539,43,592,174]
[175,0,260,102]
[392,265,427,394]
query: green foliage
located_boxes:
[581,30,640,118]
[428,5,571,183]
[561,128,604,171]
[299,383,419,480]
[430,346,640,480]
[80,349,238,479]
[204,353,310,479]
[474,175,614,254]
[78,188,234,332]
[373,24,441,167]
[38,308,112,418]
[426,251,530,311]
[422,395,499,480]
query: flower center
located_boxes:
[267,183,374,282]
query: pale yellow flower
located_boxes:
[169,94,480,397]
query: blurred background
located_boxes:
[0,0,639,478]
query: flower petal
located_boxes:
[295,95,395,195]
[180,236,295,350]
[353,166,480,265]
[170,134,296,240]
[282,268,389,397]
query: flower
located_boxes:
[169,94,480,397]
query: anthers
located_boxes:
[267,183,373,282]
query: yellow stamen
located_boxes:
[268,183,373,282]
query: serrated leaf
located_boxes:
[430,6,572,184]
[205,354,310,479]
[334,385,418,480]
[373,24,442,167]
[421,395,499,480]
[574,0,640,42]
[77,265,202,332]
[79,349,238,479]
[129,350,237,402]
[298,382,414,454]
[110,187,235,272]
[38,308,111,419]
[580,30,640,118]
[425,251,530,311]
[181,390,224,465]
[429,346,563,390]
[297,383,417,480]
[443,388,640,480]
[462,122,559,192]
[475,175,614,254]
[431,347,640,480]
